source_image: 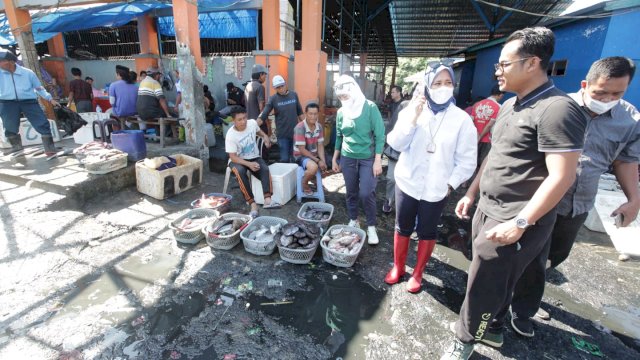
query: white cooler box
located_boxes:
[1,117,61,147]
[251,163,298,205]
[74,112,111,144]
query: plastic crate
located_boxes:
[251,163,298,205]
[203,213,252,250]
[136,154,203,200]
[320,225,366,268]
[297,202,334,228]
[191,193,232,213]
[84,152,128,174]
[240,216,288,256]
[169,208,219,245]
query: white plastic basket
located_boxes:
[320,225,366,267]
[203,213,252,250]
[169,208,219,245]
[84,152,128,174]
[277,241,320,264]
[240,216,287,256]
[297,202,334,228]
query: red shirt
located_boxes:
[471,98,500,143]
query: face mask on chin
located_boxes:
[429,86,454,104]
[583,90,619,115]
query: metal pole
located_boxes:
[296,0,301,30]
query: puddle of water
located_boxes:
[54,250,182,324]
[247,272,391,359]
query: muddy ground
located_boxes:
[0,159,639,360]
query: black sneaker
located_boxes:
[510,309,534,337]
[382,201,393,214]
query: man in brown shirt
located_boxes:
[68,67,93,113]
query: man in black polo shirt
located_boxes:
[442,27,588,360]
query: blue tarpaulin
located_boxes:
[0,12,63,46]
[157,9,257,39]
[39,1,171,33]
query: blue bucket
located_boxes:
[111,130,147,162]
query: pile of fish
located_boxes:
[175,214,213,232]
[247,223,282,243]
[299,207,331,222]
[205,217,248,237]
[321,227,362,255]
[277,221,322,249]
[193,194,230,209]
[73,141,125,164]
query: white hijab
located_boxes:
[334,75,366,119]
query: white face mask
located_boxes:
[583,90,618,114]
[429,86,454,104]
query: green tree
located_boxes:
[385,57,437,95]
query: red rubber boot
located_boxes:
[384,232,410,285]
[407,240,436,293]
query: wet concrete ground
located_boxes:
[0,158,639,359]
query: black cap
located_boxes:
[0,50,18,62]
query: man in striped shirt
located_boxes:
[136,67,173,120]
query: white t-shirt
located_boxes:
[225,119,260,160]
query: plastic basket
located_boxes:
[320,225,366,268]
[277,240,320,264]
[240,216,288,256]
[191,193,233,213]
[203,213,252,250]
[169,208,219,244]
[297,202,334,228]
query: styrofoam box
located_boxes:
[251,163,298,205]
[22,119,62,145]
[74,112,111,144]
[135,154,203,200]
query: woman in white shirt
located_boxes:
[385,63,477,293]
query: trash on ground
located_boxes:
[238,281,253,292]
[260,301,293,306]
[267,279,283,287]
[572,336,604,357]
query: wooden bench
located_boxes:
[113,116,184,148]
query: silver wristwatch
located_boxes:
[514,216,532,230]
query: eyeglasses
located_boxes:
[494,57,533,72]
[334,82,355,91]
[426,58,456,72]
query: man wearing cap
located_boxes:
[136,67,173,122]
[259,75,304,162]
[0,50,60,156]
[245,64,268,159]
[226,82,245,107]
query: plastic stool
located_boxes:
[296,166,325,203]
[93,118,120,143]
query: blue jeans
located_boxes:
[277,136,293,163]
[0,99,51,137]
[340,155,377,226]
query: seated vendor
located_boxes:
[225,106,281,216]
[293,102,327,195]
[136,67,174,121]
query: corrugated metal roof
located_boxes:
[357,0,573,65]
[389,0,573,57]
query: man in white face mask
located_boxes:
[509,56,639,335]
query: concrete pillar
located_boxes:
[391,66,397,87]
[294,0,327,121]
[172,0,208,161]
[3,1,54,118]
[262,0,280,51]
[42,34,68,95]
[359,52,367,93]
[134,14,161,75]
